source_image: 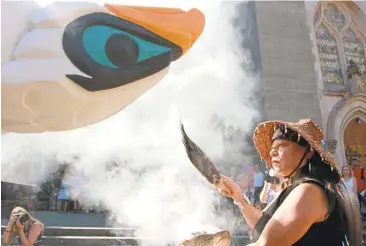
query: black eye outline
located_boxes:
[62,12,182,92]
[81,25,173,68]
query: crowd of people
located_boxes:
[342,157,366,219]
[232,164,282,229]
[36,167,80,213]
[37,166,104,214]
[231,164,281,209]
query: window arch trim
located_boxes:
[314,1,366,93]
[342,23,366,73]
[315,19,339,38]
[343,21,366,45]
[315,2,350,35]
[315,21,345,85]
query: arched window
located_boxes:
[343,26,366,78]
[315,23,343,84]
[314,2,366,87]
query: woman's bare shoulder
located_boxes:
[289,182,327,203]
[30,222,43,231]
[283,182,328,219]
[270,182,328,222]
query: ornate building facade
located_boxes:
[310,2,366,167]
[252,1,366,168]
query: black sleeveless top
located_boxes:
[252,179,349,246]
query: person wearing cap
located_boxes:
[351,157,366,193]
[351,157,366,217]
[218,119,361,246]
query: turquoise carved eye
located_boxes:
[82,25,171,68]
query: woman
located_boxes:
[57,180,70,212]
[219,119,360,245]
[3,207,44,246]
[342,165,357,194]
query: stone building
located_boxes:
[250,1,366,168]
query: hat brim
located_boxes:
[253,120,340,176]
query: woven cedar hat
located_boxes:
[253,118,340,176]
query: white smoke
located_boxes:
[2,1,259,245]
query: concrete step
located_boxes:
[1,226,136,237]
[1,225,364,245]
[8,225,358,237]
[1,235,251,245]
[37,236,153,245]
[1,211,108,227]
[2,236,138,245]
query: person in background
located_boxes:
[237,173,255,204]
[253,165,264,203]
[351,157,366,215]
[241,164,256,203]
[57,180,70,212]
[351,157,365,193]
[67,174,85,213]
[3,206,44,245]
[259,176,282,207]
[254,203,262,210]
[342,165,357,195]
[49,188,59,211]
[48,172,61,211]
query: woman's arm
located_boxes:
[250,183,328,246]
[3,225,15,244]
[3,215,17,245]
[259,182,269,204]
[235,195,263,229]
[219,175,263,229]
[353,178,358,194]
[18,223,42,246]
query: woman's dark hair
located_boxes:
[297,151,341,184]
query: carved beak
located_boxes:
[104,4,205,57]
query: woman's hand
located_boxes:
[218,175,244,202]
[15,219,25,232]
[8,214,18,226]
